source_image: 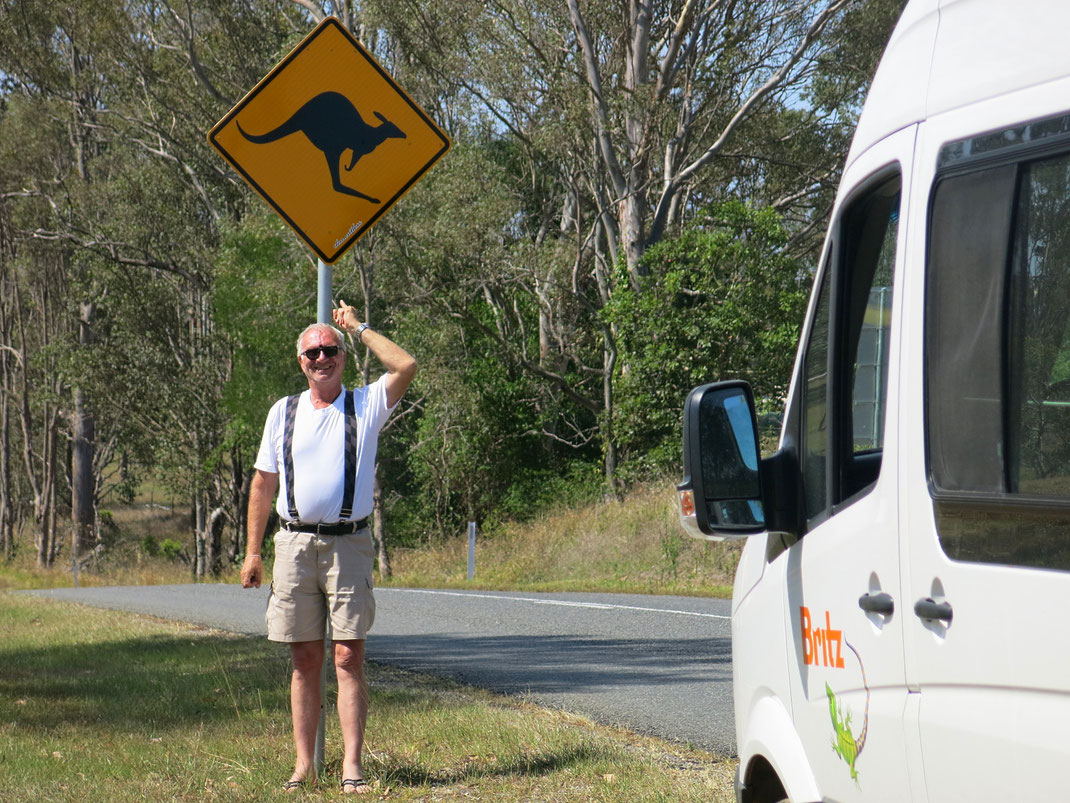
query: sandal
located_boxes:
[341,777,368,794]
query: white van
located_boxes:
[677,1,1070,801]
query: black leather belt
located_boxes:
[282,518,368,535]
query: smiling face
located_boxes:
[298,326,345,394]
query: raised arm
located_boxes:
[333,299,417,408]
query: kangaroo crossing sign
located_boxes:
[208,17,450,263]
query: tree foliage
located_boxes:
[607,200,807,475]
[0,0,905,568]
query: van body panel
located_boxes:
[733,548,820,802]
[897,72,1070,799]
[846,0,937,171]
[737,692,821,803]
[914,689,1070,800]
[850,0,1070,172]
[926,0,1070,121]
[730,527,768,616]
[901,692,928,803]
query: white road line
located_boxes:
[378,588,731,620]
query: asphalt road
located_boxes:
[24,584,736,755]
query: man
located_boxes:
[240,300,416,794]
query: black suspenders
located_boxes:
[283,394,300,521]
[282,389,357,523]
[341,389,357,520]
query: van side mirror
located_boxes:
[678,381,766,538]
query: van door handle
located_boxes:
[914,598,953,624]
[858,592,895,616]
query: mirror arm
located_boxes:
[760,448,800,537]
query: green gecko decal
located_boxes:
[826,639,869,782]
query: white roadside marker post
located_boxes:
[468,521,477,580]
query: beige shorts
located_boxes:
[266,528,376,642]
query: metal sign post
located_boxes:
[314,272,331,775]
[317,259,333,324]
[315,624,331,774]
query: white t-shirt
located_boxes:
[254,376,395,522]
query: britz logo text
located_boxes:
[800,606,845,669]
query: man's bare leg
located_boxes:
[334,639,369,794]
[288,640,325,787]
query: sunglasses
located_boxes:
[301,345,341,361]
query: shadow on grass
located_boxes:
[370,743,608,787]
[1,631,293,734]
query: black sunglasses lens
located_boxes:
[304,346,339,360]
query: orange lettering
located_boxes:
[826,610,845,669]
[800,606,813,665]
[800,607,848,669]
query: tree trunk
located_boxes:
[194,492,206,578]
[356,244,392,578]
[36,404,60,568]
[71,384,94,573]
[372,470,391,578]
[36,484,50,569]
[206,503,225,576]
[620,195,646,287]
[622,0,650,285]
[0,352,12,561]
[47,479,59,566]
[0,245,13,560]
[602,338,619,497]
[71,300,96,569]
[13,280,42,524]
[230,462,252,564]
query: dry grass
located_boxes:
[385,483,740,597]
[0,503,236,591]
[1,481,739,599]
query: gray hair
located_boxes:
[296,323,346,357]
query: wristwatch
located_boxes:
[355,322,371,342]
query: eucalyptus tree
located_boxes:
[0,1,124,566]
[0,0,905,562]
[0,0,307,571]
[361,0,897,489]
[606,200,808,474]
[89,0,310,574]
[0,90,81,566]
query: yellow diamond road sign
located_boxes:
[208,17,450,264]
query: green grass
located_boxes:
[0,593,735,801]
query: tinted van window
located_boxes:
[928,139,1070,570]
[1010,156,1070,496]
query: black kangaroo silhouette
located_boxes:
[237,91,406,203]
